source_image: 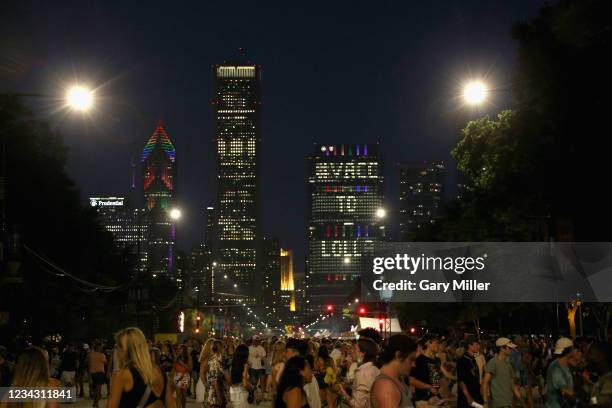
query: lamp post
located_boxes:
[462,80,489,106]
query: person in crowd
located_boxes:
[268,341,287,396]
[544,337,582,408]
[205,340,225,408]
[457,337,483,408]
[337,338,380,408]
[0,345,14,400]
[59,344,78,389]
[173,344,192,408]
[48,347,61,379]
[108,342,124,388]
[330,342,343,370]
[106,327,175,408]
[357,329,383,347]
[75,343,89,398]
[249,336,267,403]
[410,335,449,406]
[230,344,252,408]
[0,346,61,408]
[482,337,523,408]
[371,334,417,408]
[191,342,202,398]
[286,338,321,408]
[199,338,214,403]
[274,356,314,408]
[586,340,612,407]
[88,342,108,408]
[314,344,338,408]
[160,343,174,376]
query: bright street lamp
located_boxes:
[66,85,94,111]
[169,208,182,221]
[376,208,387,219]
[463,80,488,105]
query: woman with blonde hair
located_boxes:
[267,341,286,395]
[199,338,214,402]
[106,327,175,408]
[0,347,60,408]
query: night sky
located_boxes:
[0,0,543,269]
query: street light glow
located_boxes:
[66,86,93,111]
[463,81,488,105]
[169,208,182,220]
[376,208,386,219]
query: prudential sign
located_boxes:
[89,197,125,207]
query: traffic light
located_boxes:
[409,327,416,334]
[326,305,334,313]
[195,314,202,334]
[358,307,366,316]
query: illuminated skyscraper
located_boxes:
[142,120,177,276]
[306,144,385,310]
[280,248,297,312]
[399,161,446,240]
[213,63,261,303]
[89,197,148,274]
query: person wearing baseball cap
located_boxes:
[482,338,522,408]
[544,337,582,408]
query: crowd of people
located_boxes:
[0,327,611,408]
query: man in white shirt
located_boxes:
[330,342,344,369]
[249,336,267,401]
[286,338,322,408]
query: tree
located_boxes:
[0,95,133,344]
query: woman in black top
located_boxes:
[274,356,314,408]
[107,327,175,408]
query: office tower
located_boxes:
[262,235,280,307]
[280,248,296,312]
[200,206,216,304]
[399,161,446,240]
[89,197,148,274]
[306,143,385,310]
[213,62,261,303]
[142,120,177,276]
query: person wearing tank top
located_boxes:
[371,334,418,408]
[107,327,176,408]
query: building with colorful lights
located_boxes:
[213,62,261,303]
[399,161,446,240]
[142,120,177,276]
[306,143,385,310]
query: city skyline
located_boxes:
[0,1,541,269]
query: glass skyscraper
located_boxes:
[213,63,261,303]
[306,143,384,310]
[142,120,177,276]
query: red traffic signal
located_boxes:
[358,307,366,315]
[326,305,334,312]
[409,327,416,334]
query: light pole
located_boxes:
[462,80,489,106]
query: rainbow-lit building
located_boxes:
[142,120,177,276]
